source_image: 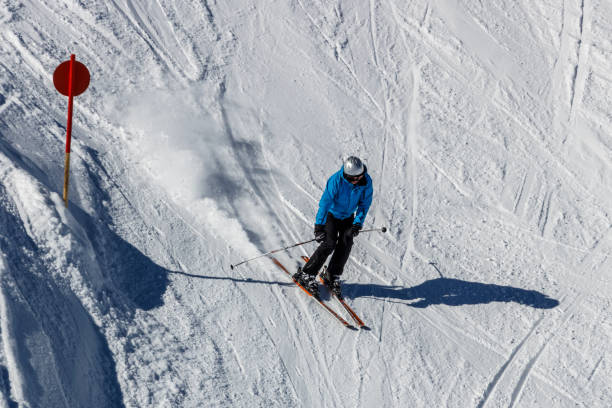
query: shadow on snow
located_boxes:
[168,270,293,286]
[344,278,559,309]
[0,182,125,408]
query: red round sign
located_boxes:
[53,59,90,96]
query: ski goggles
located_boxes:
[344,173,364,182]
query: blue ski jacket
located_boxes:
[315,166,373,226]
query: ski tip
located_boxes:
[347,325,358,331]
[360,326,372,331]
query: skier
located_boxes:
[293,156,373,299]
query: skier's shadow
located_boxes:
[344,278,559,309]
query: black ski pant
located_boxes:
[302,213,354,278]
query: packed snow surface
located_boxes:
[1,0,611,407]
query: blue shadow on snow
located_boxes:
[0,175,125,408]
[344,278,559,309]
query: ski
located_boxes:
[270,257,357,330]
[323,276,370,330]
[301,256,369,330]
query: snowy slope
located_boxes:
[0,0,611,407]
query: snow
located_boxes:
[0,0,611,407]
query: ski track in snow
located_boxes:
[0,0,611,407]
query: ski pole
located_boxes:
[230,239,315,269]
[230,226,387,269]
[361,226,387,234]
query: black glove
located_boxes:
[350,224,362,237]
[314,224,326,243]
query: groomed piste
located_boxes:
[0,1,611,407]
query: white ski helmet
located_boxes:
[343,156,365,176]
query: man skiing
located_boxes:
[293,156,373,299]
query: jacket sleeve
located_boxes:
[315,173,340,225]
[353,182,373,226]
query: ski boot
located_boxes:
[319,267,343,300]
[293,267,319,299]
